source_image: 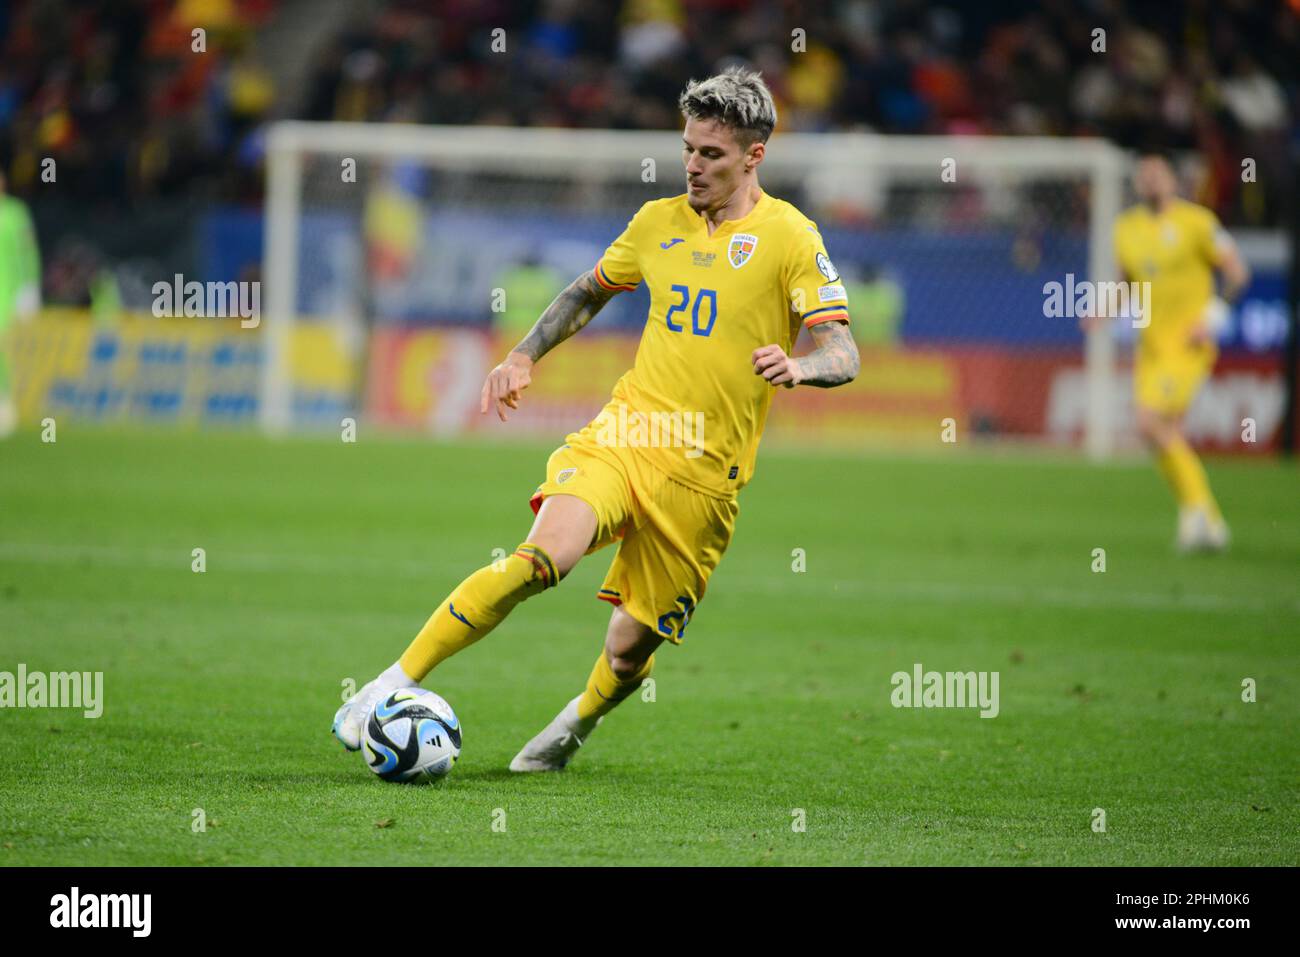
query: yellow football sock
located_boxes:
[399,543,558,681]
[576,651,654,721]
[1156,438,1220,518]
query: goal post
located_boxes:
[262,122,1127,456]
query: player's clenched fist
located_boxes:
[752,344,800,388]
[480,352,534,421]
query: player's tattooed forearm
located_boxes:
[513,271,618,362]
[797,321,859,388]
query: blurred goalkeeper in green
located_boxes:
[0,169,42,437]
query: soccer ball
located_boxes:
[363,688,462,783]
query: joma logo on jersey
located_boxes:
[729,233,758,269]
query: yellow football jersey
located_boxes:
[1113,199,1228,354]
[591,190,849,498]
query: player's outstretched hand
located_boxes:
[752,344,800,389]
[1189,297,1229,347]
[481,352,534,422]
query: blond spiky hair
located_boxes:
[678,66,777,146]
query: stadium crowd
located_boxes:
[1,0,1296,226]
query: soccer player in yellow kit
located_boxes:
[332,67,860,770]
[1111,151,1249,552]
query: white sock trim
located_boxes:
[565,695,600,737]
[380,660,419,689]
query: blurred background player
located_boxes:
[1110,150,1251,551]
[0,169,41,437]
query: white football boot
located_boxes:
[509,696,601,772]
[1204,514,1231,552]
[0,396,16,439]
[1176,507,1208,553]
[332,665,417,751]
[1176,506,1230,554]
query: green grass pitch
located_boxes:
[1,427,1296,866]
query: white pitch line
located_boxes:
[2,541,1296,617]
[766,575,1300,616]
[0,541,443,578]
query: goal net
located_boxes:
[262,124,1126,457]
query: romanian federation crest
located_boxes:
[729,233,758,269]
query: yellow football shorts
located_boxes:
[528,432,738,644]
[1134,341,1217,416]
